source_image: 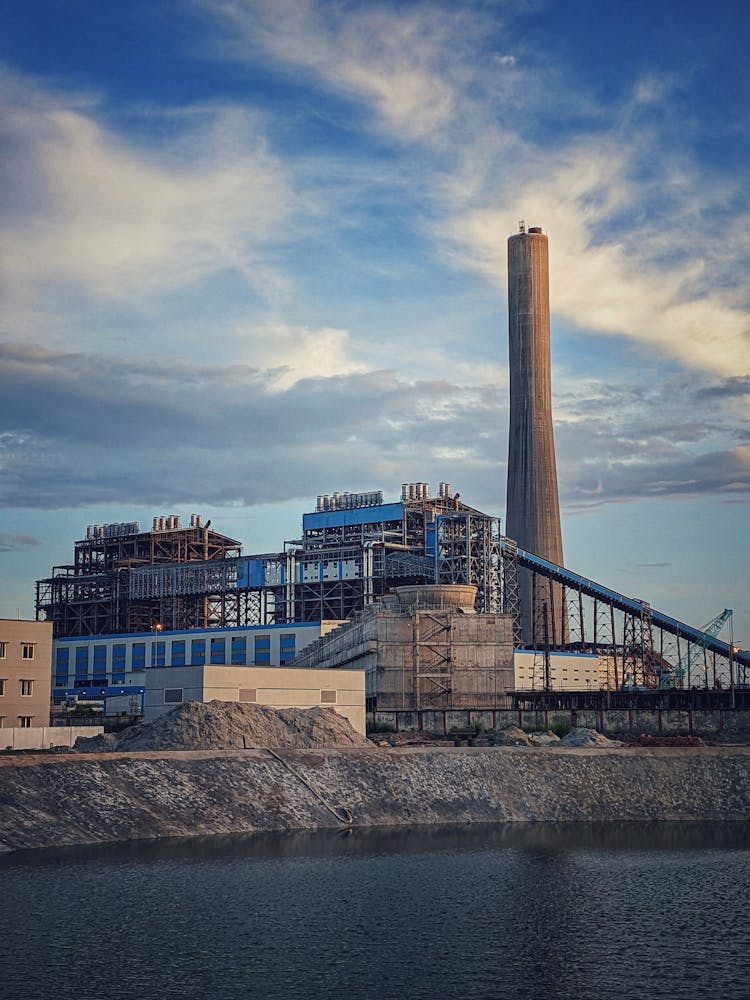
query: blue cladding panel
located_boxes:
[237,558,265,589]
[231,636,246,665]
[210,638,226,665]
[426,525,436,557]
[302,503,403,532]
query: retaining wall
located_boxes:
[0,745,748,853]
[372,708,750,741]
[0,726,104,751]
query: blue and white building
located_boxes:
[52,621,343,713]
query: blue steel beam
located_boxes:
[504,541,750,671]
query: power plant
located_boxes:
[32,225,749,722]
[506,222,566,646]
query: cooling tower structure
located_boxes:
[505,224,566,647]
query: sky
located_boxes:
[0,0,748,645]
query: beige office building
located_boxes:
[144,664,366,734]
[0,620,53,728]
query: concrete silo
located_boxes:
[505,224,566,647]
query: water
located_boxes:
[1,823,748,1000]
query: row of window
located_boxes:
[0,716,34,728]
[161,688,337,706]
[0,642,36,660]
[0,679,34,697]
[54,634,297,685]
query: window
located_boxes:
[75,646,89,679]
[131,643,146,670]
[0,679,5,696]
[239,688,256,702]
[18,716,33,728]
[55,647,70,687]
[171,640,185,666]
[22,643,35,660]
[93,645,107,684]
[164,688,183,704]
[151,641,166,668]
[279,633,296,665]
[231,636,247,665]
[254,635,271,666]
[320,690,337,704]
[112,644,126,684]
[0,642,6,659]
[20,679,34,697]
[191,639,205,666]
[209,637,225,665]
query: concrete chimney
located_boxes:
[505,226,566,647]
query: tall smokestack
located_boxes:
[505,224,565,647]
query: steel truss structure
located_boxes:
[36,525,241,638]
[37,497,503,637]
[509,543,750,689]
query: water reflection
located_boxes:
[3,819,749,870]
[1,822,748,1000]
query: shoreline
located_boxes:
[1,745,748,854]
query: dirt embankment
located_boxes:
[1,740,748,853]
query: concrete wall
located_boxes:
[0,620,52,728]
[1,746,748,852]
[369,706,750,741]
[0,725,103,751]
[144,665,366,733]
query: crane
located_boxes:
[662,609,733,688]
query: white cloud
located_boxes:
[231,324,366,388]
[203,0,466,139]
[441,140,750,378]
[0,73,293,320]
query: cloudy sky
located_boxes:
[1,0,748,643]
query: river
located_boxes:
[1,822,748,1000]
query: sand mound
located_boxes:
[557,727,623,748]
[75,701,369,753]
[527,731,561,746]
[492,725,532,746]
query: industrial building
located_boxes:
[143,664,365,733]
[33,223,748,713]
[37,484,503,638]
[293,585,515,712]
[36,515,242,638]
[51,620,344,709]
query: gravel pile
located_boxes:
[75,701,369,753]
[557,727,623,748]
[492,725,532,746]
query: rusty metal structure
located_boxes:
[36,515,241,638]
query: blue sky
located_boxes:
[0,0,748,645]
